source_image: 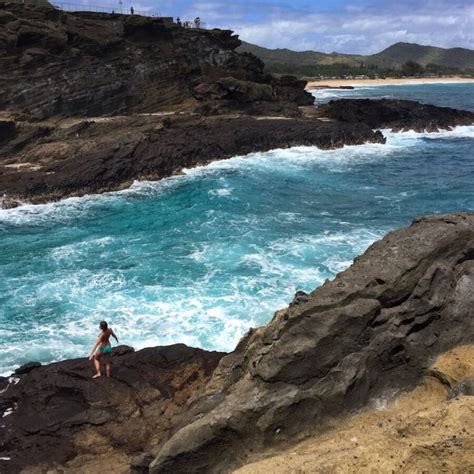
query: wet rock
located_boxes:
[14,361,42,375]
[0,196,21,209]
[0,114,384,205]
[318,98,474,131]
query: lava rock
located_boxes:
[0,4,312,120]
[318,98,474,131]
[0,115,384,205]
[14,361,41,375]
[0,344,224,473]
[0,120,16,144]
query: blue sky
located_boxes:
[99,0,473,53]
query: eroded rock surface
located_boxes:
[317,98,474,131]
[0,344,224,473]
[0,114,385,205]
[236,345,474,473]
[0,4,313,120]
[148,213,474,473]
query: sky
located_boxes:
[91,0,473,54]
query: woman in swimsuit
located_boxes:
[88,320,119,378]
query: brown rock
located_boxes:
[0,4,313,120]
[0,344,224,473]
[148,213,474,473]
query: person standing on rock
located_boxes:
[130,6,134,15]
[88,320,119,378]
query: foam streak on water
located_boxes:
[0,84,473,375]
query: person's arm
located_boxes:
[88,335,102,360]
[111,329,119,344]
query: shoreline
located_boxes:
[306,77,474,88]
[1,123,473,216]
[2,98,474,209]
[2,212,474,474]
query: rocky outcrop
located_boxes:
[2,213,473,473]
[0,114,385,206]
[147,212,474,473]
[2,95,473,207]
[317,98,474,131]
[0,344,224,473]
[193,75,313,116]
[0,4,313,120]
[237,345,474,473]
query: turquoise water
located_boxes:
[1,83,473,374]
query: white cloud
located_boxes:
[193,0,474,54]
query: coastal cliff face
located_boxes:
[149,212,474,473]
[0,4,313,120]
[1,213,473,473]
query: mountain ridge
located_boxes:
[238,41,474,71]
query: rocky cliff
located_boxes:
[237,345,474,473]
[149,212,474,473]
[1,212,473,473]
[0,3,313,120]
[1,4,473,208]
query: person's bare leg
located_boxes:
[105,354,111,377]
[93,353,101,378]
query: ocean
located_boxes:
[0,83,473,375]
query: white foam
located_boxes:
[1,124,472,226]
[2,408,13,418]
[383,125,474,141]
[1,121,473,374]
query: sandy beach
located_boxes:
[306,76,474,88]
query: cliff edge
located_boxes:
[149,212,474,473]
[0,3,313,120]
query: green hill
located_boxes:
[368,42,474,69]
[237,41,474,77]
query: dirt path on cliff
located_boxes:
[236,345,474,473]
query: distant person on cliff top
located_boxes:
[176,17,182,26]
[130,6,134,15]
[194,17,201,28]
[88,320,119,378]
